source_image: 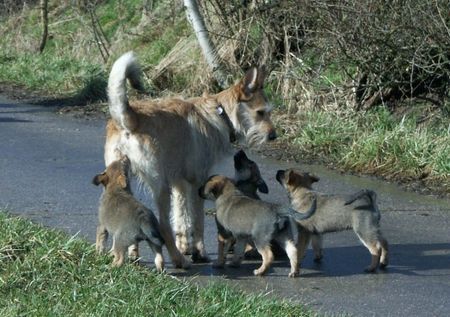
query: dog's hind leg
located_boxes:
[379,237,389,269]
[148,243,165,273]
[158,187,191,269]
[356,232,381,273]
[111,239,127,267]
[128,244,140,262]
[253,244,274,276]
[96,225,108,254]
[296,226,311,265]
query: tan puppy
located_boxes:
[93,156,164,272]
[276,169,389,273]
[199,175,316,277]
[104,52,277,268]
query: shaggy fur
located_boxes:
[104,52,276,267]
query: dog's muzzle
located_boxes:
[198,185,206,199]
[276,170,285,184]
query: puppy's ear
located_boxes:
[287,170,301,186]
[257,179,269,194]
[92,172,108,186]
[210,181,225,198]
[307,173,320,183]
[117,174,127,189]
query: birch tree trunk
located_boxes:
[38,0,48,53]
[184,0,228,88]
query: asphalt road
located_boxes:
[1,96,449,316]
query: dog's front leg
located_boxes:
[229,239,246,267]
[253,244,274,276]
[297,226,311,267]
[213,234,228,268]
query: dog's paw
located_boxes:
[288,271,299,278]
[379,262,388,270]
[173,255,191,269]
[192,251,210,263]
[364,266,377,273]
[212,261,225,269]
[253,268,266,276]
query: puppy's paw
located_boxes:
[173,255,191,269]
[253,268,266,276]
[212,261,225,269]
[192,250,210,263]
[379,262,388,270]
[288,271,299,278]
[364,266,377,273]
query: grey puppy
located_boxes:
[199,175,316,277]
[276,168,389,273]
[234,149,268,199]
[93,156,165,271]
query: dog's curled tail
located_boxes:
[345,189,380,220]
[108,51,144,131]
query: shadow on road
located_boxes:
[167,242,450,279]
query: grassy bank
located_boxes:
[0,212,312,316]
[0,1,448,195]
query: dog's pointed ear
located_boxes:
[117,174,127,189]
[241,66,266,98]
[257,179,269,194]
[92,172,108,186]
[287,170,301,186]
[210,181,225,198]
[307,173,320,183]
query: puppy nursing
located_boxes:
[199,174,316,277]
[276,169,389,273]
[93,156,165,272]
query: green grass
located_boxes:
[0,212,313,316]
[276,107,450,192]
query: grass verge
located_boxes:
[273,106,449,195]
[0,212,312,316]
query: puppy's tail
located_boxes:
[345,189,380,221]
[278,197,317,228]
[141,211,165,248]
[108,51,144,131]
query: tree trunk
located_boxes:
[38,0,48,53]
[184,0,228,88]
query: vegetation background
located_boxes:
[0,0,448,195]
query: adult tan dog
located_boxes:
[93,156,165,271]
[199,175,316,277]
[276,169,389,273]
[104,52,276,268]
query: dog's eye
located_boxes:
[256,110,265,117]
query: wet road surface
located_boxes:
[1,96,449,316]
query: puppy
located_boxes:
[276,169,389,273]
[93,156,165,271]
[199,175,316,277]
[234,149,268,199]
